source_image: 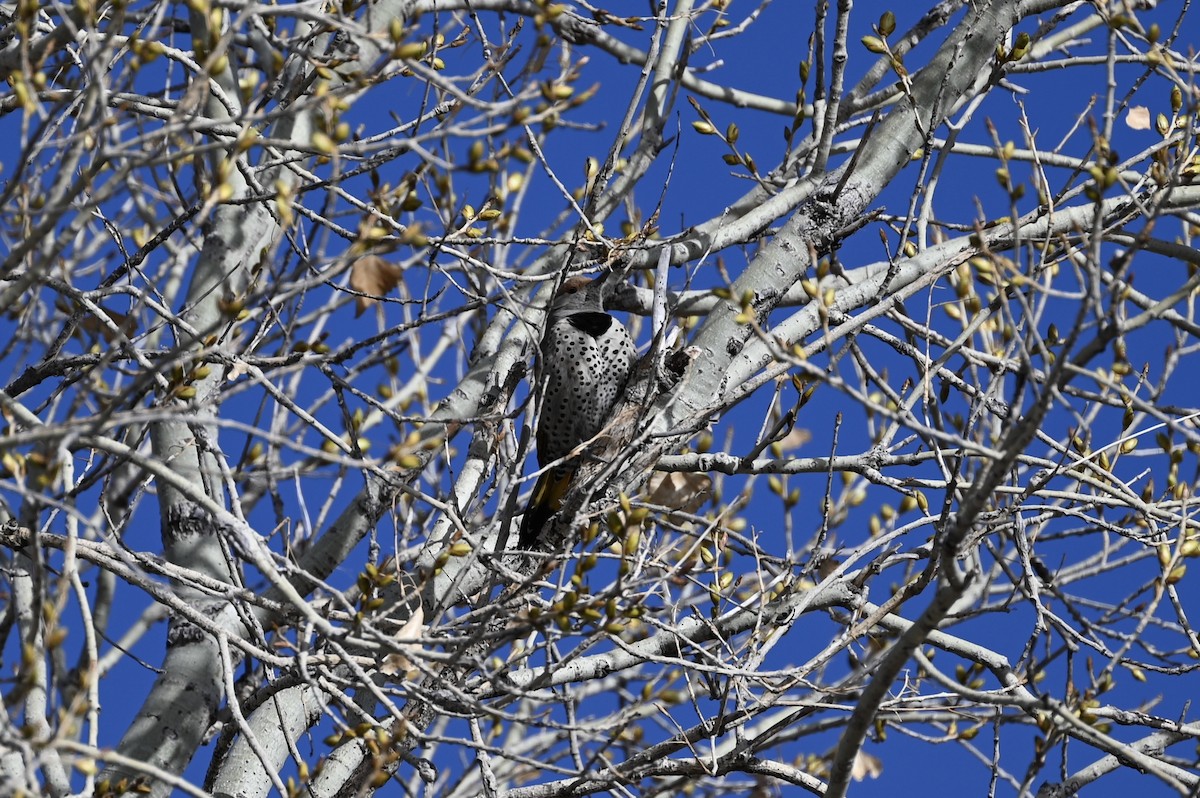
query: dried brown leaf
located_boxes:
[647,471,712,515]
[350,255,403,316]
[1125,105,1151,130]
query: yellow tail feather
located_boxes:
[518,467,575,548]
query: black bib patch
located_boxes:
[568,312,614,338]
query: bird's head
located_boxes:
[549,275,606,315]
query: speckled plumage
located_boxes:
[519,276,636,548]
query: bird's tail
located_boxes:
[518,466,574,548]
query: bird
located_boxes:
[518,275,637,548]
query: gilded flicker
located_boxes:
[518,275,637,548]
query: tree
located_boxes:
[2,0,1200,795]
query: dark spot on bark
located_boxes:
[165,506,221,542]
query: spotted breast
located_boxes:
[519,276,636,548]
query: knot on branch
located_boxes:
[660,345,701,392]
[0,519,28,549]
